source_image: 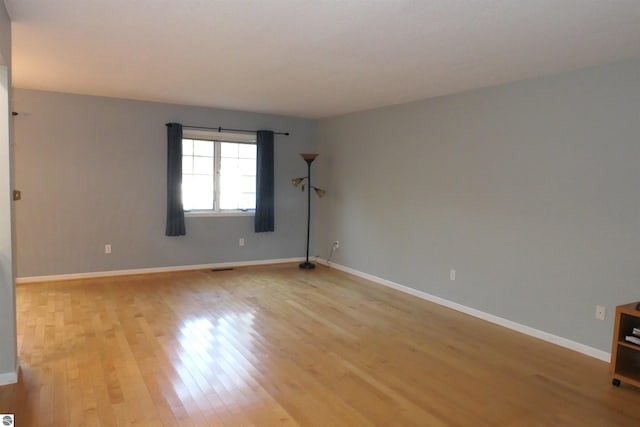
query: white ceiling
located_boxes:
[5,0,640,119]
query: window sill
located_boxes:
[185,210,255,218]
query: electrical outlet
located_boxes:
[333,240,340,249]
[595,305,606,321]
[239,238,245,247]
[104,244,111,254]
[450,269,456,281]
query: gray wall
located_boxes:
[0,0,17,381]
[13,89,317,277]
[317,59,640,352]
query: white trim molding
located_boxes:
[317,259,611,363]
[0,364,18,386]
[185,210,254,218]
[17,257,306,284]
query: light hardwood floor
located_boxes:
[1,263,638,426]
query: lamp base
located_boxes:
[299,261,316,270]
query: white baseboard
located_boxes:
[0,364,18,386]
[16,257,306,284]
[317,259,611,363]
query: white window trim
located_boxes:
[185,210,254,218]
[182,128,257,216]
[183,129,256,143]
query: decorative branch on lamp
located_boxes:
[292,153,325,269]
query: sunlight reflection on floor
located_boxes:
[176,313,258,403]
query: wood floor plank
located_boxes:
[1,264,639,426]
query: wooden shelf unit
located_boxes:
[610,302,640,388]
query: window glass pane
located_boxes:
[193,156,214,175]
[193,139,214,157]
[221,142,239,158]
[219,193,238,210]
[240,176,255,193]
[238,193,255,210]
[220,157,239,177]
[238,158,256,176]
[219,191,254,210]
[182,175,196,210]
[183,139,256,212]
[238,143,256,159]
[218,142,256,210]
[219,173,238,209]
[182,156,193,174]
[183,139,193,155]
[220,161,239,210]
[181,175,192,209]
[183,174,214,210]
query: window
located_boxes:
[181,130,256,214]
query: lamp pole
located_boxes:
[299,154,318,269]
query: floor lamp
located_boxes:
[292,153,325,269]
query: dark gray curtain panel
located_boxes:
[165,123,186,236]
[255,130,274,232]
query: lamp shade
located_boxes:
[300,153,318,163]
[314,188,326,198]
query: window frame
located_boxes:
[182,129,257,217]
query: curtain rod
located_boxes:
[167,123,290,136]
